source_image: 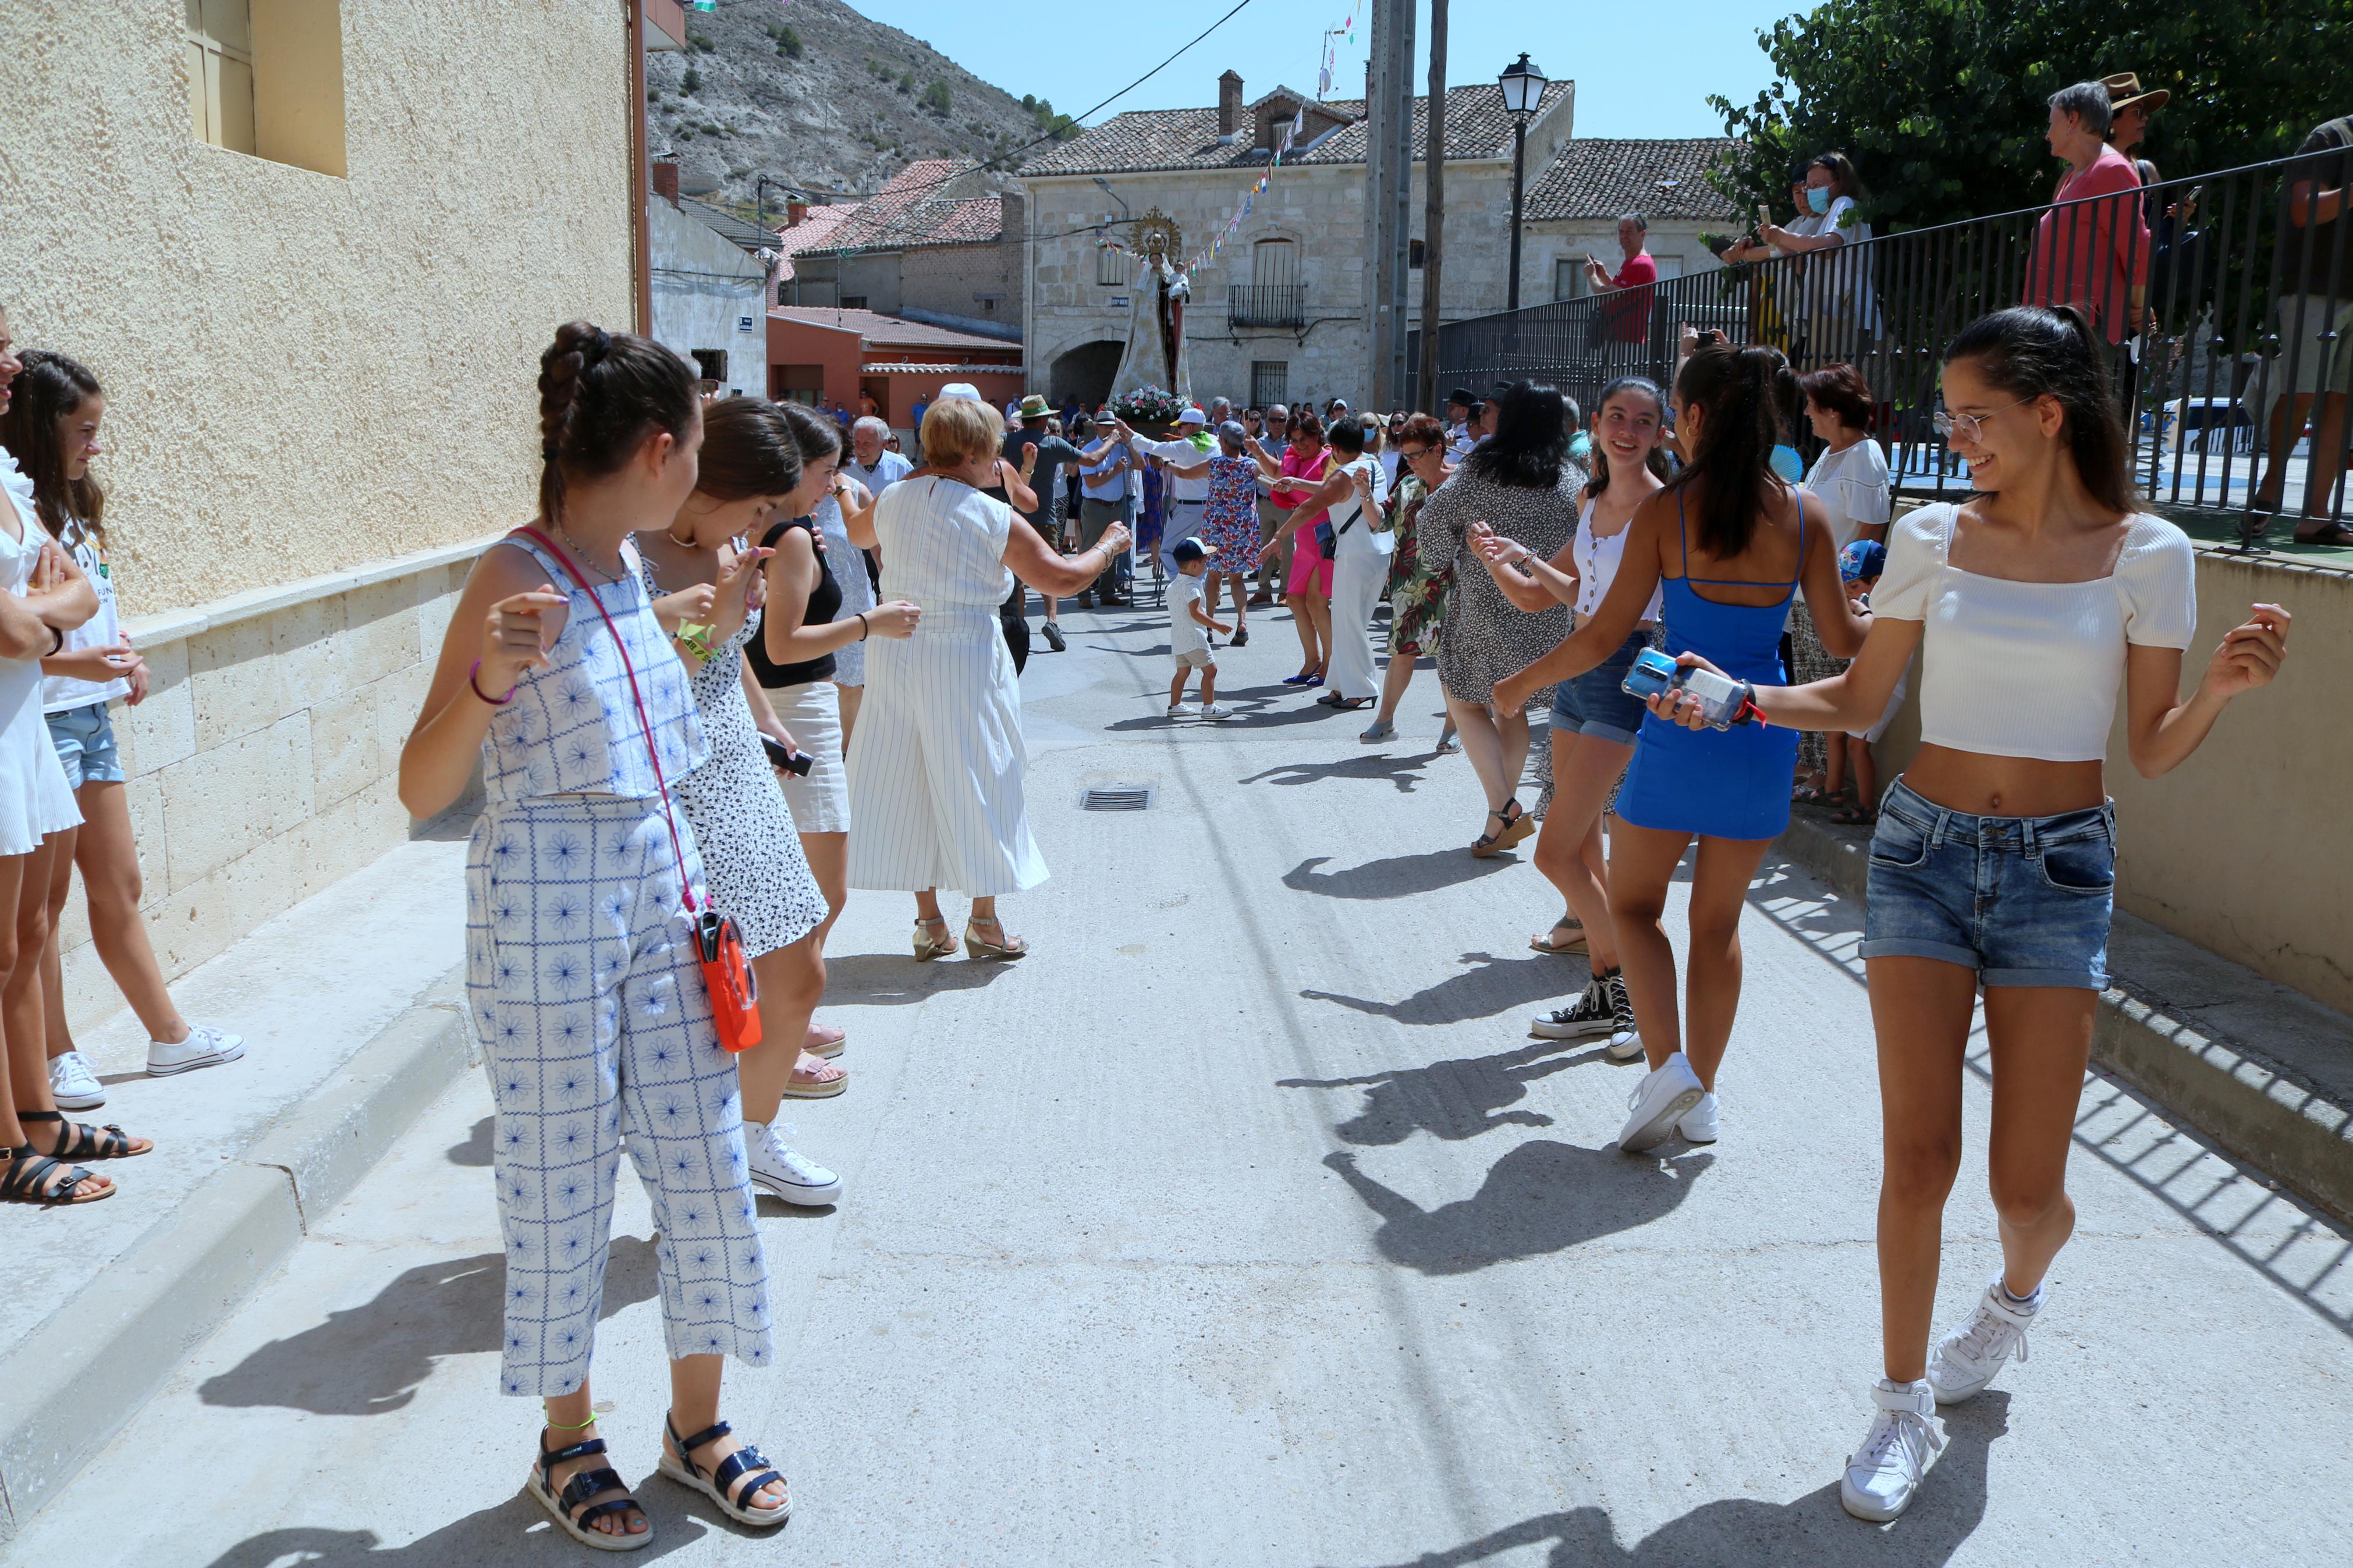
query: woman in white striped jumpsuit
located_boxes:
[400,325,789,1549]
[841,394,1130,961]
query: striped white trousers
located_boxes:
[844,605,1048,896]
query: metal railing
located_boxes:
[1230,284,1306,330]
[1435,150,2352,549]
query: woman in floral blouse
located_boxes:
[1167,420,1268,646]
[1360,414,1456,746]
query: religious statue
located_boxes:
[1111,209,1192,408]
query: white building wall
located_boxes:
[649,200,768,399]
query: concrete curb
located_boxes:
[1774,814,2353,1229]
[0,969,472,1539]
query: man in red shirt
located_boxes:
[2023,80,2150,344]
[1585,212,1659,343]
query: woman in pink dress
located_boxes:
[1251,411,1334,686]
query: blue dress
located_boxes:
[1614,492,1805,840]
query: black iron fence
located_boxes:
[1435,149,2352,548]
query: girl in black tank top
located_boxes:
[748,517,842,688]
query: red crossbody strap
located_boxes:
[510,527,700,914]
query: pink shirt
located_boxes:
[2025,146,2150,343]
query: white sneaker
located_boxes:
[48,1050,104,1110]
[1616,1051,1705,1154]
[1529,977,1613,1040]
[147,1023,246,1077]
[1927,1277,2042,1405]
[1198,703,1236,720]
[1166,702,1201,720]
[1840,1378,1946,1521]
[1601,971,1643,1062]
[1678,1091,1719,1144]
[744,1120,842,1207]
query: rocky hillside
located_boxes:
[644,0,1076,209]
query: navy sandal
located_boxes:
[1,1143,109,1205]
[658,1416,790,1528]
[528,1434,650,1552]
[18,1109,149,1161]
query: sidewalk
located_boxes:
[1777,806,2353,1228]
[0,826,475,1538]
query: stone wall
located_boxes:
[898,237,1024,335]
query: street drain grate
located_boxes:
[1081,784,1155,812]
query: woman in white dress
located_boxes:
[843,396,1128,960]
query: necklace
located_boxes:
[554,521,623,582]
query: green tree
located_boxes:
[777,26,804,59]
[922,81,952,115]
[680,66,701,95]
[1711,0,2353,232]
[899,70,915,93]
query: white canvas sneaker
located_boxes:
[1927,1277,2042,1405]
[1166,702,1201,720]
[147,1023,246,1078]
[48,1050,104,1110]
[1678,1091,1719,1144]
[1841,1378,1946,1521]
[1616,1051,1705,1153]
[744,1121,842,1207]
[1197,703,1236,720]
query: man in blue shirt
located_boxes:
[1076,413,1134,606]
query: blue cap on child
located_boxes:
[1839,538,1887,583]
[1171,536,1215,566]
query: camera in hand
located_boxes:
[1621,646,1755,729]
[761,735,815,776]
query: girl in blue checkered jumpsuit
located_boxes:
[401,325,791,1548]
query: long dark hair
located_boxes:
[695,397,804,500]
[1669,343,1798,557]
[0,350,105,542]
[775,400,843,469]
[1466,380,1574,490]
[1582,375,1671,500]
[537,321,698,524]
[1944,305,2131,515]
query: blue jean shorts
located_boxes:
[1861,778,2116,989]
[1548,628,1655,746]
[45,701,123,789]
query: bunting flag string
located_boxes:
[1180,104,1307,277]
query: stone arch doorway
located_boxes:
[1050,340,1123,406]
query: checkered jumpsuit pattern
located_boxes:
[466,535,773,1398]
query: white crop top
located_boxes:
[1872,503,2196,763]
[1572,497,1663,622]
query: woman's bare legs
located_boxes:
[1603,823,1770,1082]
[1302,592,1332,677]
[6,837,138,1163]
[835,683,863,751]
[1285,589,1326,677]
[1373,644,1417,728]
[1445,695,1532,821]
[540,1378,650,1542]
[737,932,828,1126]
[1532,733,1633,974]
[667,1354,786,1512]
[41,782,191,1056]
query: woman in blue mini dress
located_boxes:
[1494,337,1869,1155]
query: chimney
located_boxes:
[786,200,808,227]
[998,190,1024,243]
[1218,70,1243,138]
[651,159,680,206]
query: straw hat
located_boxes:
[2102,72,2170,116]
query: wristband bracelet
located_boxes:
[47,625,65,655]
[677,621,716,662]
[467,659,516,706]
[856,611,870,641]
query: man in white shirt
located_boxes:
[846,416,911,493]
[1116,404,1216,582]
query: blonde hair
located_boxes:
[921,396,1004,469]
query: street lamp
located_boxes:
[1497,52,1546,312]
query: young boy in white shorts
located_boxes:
[1167,537,1235,720]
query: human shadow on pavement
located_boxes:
[204,1504,715,1565]
[1242,752,1436,790]
[197,1242,658,1415]
[1323,1396,2004,1566]
[1281,1037,1619,1144]
[1326,1143,1712,1274]
[1284,849,1514,900]
[1305,951,1582,1027]
[448,1116,495,1166]
[817,951,1017,1005]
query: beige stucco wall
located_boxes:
[0,0,636,615]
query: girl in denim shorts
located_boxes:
[1654,307,2291,1523]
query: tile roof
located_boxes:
[801,161,1005,255]
[681,196,782,253]
[769,307,1023,353]
[1524,137,1745,222]
[1017,80,1572,179]
[769,201,863,282]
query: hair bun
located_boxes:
[584,327,613,368]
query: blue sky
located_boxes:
[843,0,1807,140]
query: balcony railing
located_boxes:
[1230,284,1305,330]
[1435,150,2352,549]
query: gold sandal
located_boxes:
[963,916,1029,961]
[913,916,956,961]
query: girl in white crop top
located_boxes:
[1650,307,2290,1524]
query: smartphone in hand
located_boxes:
[761,735,815,776]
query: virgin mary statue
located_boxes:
[1111,214,1191,406]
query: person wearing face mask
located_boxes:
[1759,152,1879,361]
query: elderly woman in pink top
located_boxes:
[2024,81,2150,344]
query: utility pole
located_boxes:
[1362,0,1414,410]
[1416,0,1448,414]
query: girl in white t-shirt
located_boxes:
[10,353,245,1114]
[1790,361,1895,810]
[1652,306,2290,1523]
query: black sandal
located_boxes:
[19,1109,149,1161]
[658,1416,790,1528]
[528,1434,651,1552]
[1,1143,110,1205]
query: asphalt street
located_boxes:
[15,592,2351,1567]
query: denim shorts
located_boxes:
[1549,628,1654,746]
[45,701,123,788]
[1861,778,2116,989]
